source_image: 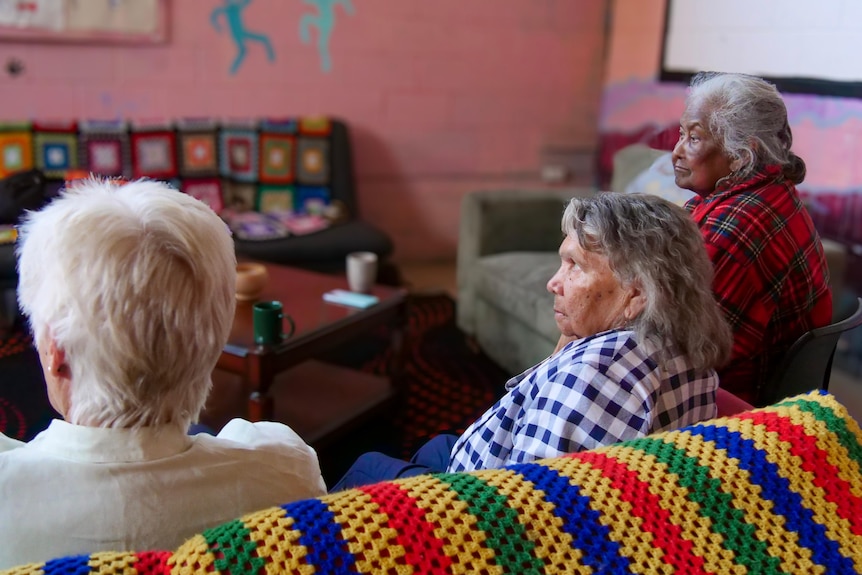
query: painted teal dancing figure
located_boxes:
[211,0,275,75]
[299,0,354,73]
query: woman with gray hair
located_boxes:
[0,178,325,567]
[331,192,731,490]
[673,71,832,405]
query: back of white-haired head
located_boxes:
[17,178,237,429]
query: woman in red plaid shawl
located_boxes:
[672,72,832,405]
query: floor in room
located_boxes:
[397,260,457,297]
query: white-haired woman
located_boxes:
[331,193,732,491]
[672,72,832,405]
[0,178,325,567]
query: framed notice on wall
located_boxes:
[0,0,169,44]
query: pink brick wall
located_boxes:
[0,0,608,261]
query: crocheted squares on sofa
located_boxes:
[130,129,177,180]
[78,120,131,178]
[257,184,294,213]
[298,116,331,136]
[295,185,330,214]
[83,139,124,176]
[177,132,219,178]
[181,178,224,214]
[219,128,259,183]
[258,133,295,184]
[33,131,78,180]
[221,180,257,213]
[296,137,330,186]
[260,118,298,135]
[0,128,33,178]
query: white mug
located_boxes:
[346,251,378,294]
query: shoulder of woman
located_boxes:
[552,329,640,371]
[698,181,789,234]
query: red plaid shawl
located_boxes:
[687,165,832,404]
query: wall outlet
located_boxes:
[541,164,569,183]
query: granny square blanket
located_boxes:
[0,117,334,218]
[5,390,862,574]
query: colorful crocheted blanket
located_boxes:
[5,390,862,574]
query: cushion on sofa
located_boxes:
[611,144,696,204]
[8,390,861,574]
[475,251,560,341]
[234,220,393,273]
[622,152,696,205]
[610,143,669,193]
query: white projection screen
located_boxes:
[660,1,862,97]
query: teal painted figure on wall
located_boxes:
[300,0,354,72]
[211,0,275,75]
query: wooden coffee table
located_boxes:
[210,262,408,448]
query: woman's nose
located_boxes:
[671,138,683,162]
[547,270,561,294]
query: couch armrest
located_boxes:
[456,188,595,335]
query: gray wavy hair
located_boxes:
[687,71,806,185]
[562,193,732,371]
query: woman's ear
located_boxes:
[624,285,647,322]
[730,141,758,173]
[46,339,70,379]
[42,336,73,418]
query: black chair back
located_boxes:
[761,297,862,405]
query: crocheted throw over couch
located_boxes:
[5,390,862,574]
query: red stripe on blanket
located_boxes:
[133,551,173,574]
[359,481,453,574]
[738,410,862,534]
[569,451,712,574]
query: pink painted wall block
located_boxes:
[0,0,608,261]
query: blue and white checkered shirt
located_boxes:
[447,329,718,472]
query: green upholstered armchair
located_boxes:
[456,188,595,375]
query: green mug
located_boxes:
[252,301,295,345]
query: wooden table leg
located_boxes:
[248,391,274,422]
[246,354,275,421]
[388,299,409,401]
